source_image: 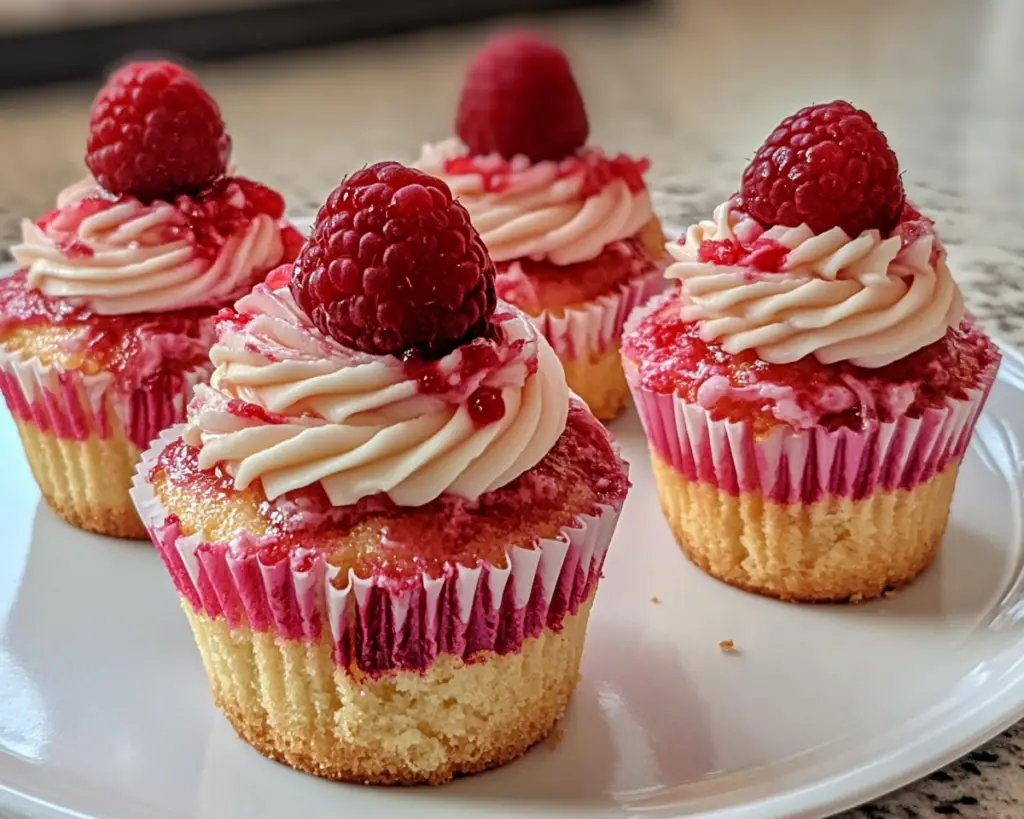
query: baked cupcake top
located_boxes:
[415,32,655,270]
[624,101,1000,435]
[6,61,299,320]
[152,162,628,579]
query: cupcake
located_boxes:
[622,101,1001,603]
[130,162,629,783]
[0,61,300,539]
[415,31,666,421]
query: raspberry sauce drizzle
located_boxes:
[444,149,650,196]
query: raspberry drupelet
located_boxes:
[623,100,1001,604]
[131,160,630,785]
[0,60,298,539]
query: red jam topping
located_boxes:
[153,402,628,581]
[466,386,505,426]
[444,149,650,196]
[623,290,1000,436]
[401,309,533,407]
[35,177,300,264]
[686,200,941,276]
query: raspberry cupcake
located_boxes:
[623,101,1001,602]
[416,31,666,421]
[0,61,299,539]
[130,162,629,783]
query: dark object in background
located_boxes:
[0,0,646,90]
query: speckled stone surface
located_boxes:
[0,1,1022,815]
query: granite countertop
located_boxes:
[0,0,1022,815]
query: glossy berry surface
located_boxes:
[289,161,497,358]
[740,100,904,238]
[85,61,231,201]
[456,31,589,162]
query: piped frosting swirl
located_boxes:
[11,177,290,316]
[416,138,654,266]
[185,277,569,507]
[665,202,964,368]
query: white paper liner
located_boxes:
[531,267,666,360]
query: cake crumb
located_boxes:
[650,595,660,604]
[719,639,737,653]
[546,722,565,751]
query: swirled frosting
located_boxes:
[416,138,653,266]
[11,177,290,316]
[665,202,964,367]
[184,279,570,507]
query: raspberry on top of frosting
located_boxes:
[666,199,963,368]
[415,31,655,268]
[662,101,964,370]
[455,30,589,163]
[7,61,298,318]
[185,162,571,509]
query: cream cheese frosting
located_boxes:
[416,138,653,266]
[11,177,287,316]
[665,202,964,367]
[185,281,570,507]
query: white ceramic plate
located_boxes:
[0,269,1023,819]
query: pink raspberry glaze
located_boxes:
[444,149,650,197]
[144,401,629,674]
[622,290,1000,438]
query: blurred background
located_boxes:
[0,0,1021,294]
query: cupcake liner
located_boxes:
[130,425,624,675]
[625,360,1000,504]
[533,269,665,361]
[0,343,211,452]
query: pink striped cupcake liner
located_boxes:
[623,300,1001,504]
[130,425,625,675]
[625,367,999,506]
[532,268,666,361]
[0,342,211,452]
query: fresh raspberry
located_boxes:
[740,100,904,238]
[456,31,589,162]
[85,61,231,201]
[290,161,497,358]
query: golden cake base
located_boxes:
[562,344,629,421]
[15,418,147,539]
[184,596,594,785]
[651,452,959,603]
